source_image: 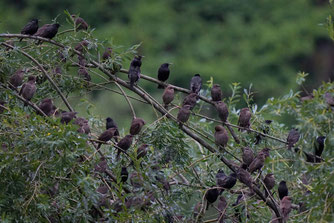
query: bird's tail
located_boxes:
[19,38,23,42]
[158,84,164,89]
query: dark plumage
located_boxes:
[130,55,142,67]
[34,23,60,40]
[242,147,254,167]
[278,181,288,200]
[237,165,253,188]
[116,134,133,159]
[238,108,251,130]
[72,15,88,30]
[248,153,266,174]
[60,111,77,124]
[258,147,271,159]
[263,173,275,191]
[214,125,229,148]
[102,47,112,61]
[190,74,202,94]
[130,172,143,188]
[162,85,174,108]
[216,169,226,191]
[287,128,300,150]
[19,75,36,105]
[215,101,229,122]
[128,65,141,88]
[106,117,119,141]
[324,92,334,106]
[205,188,219,205]
[314,136,326,157]
[74,117,90,134]
[121,167,129,183]
[211,84,222,101]
[20,19,39,41]
[97,128,117,145]
[0,100,5,114]
[38,98,54,116]
[94,157,107,173]
[182,93,198,110]
[217,171,237,190]
[130,118,146,135]
[280,196,292,221]
[9,69,24,89]
[177,105,191,125]
[295,148,323,163]
[78,67,91,81]
[137,144,148,159]
[157,63,170,88]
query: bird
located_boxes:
[263,173,275,197]
[157,63,171,88]
[217,196,227,223]
[238,108,251,130]
[0,100,5,114]
[128,65,141,88]
[214,125,229,148]
[60,111,77,124]
[136,144,148,160]
[102,47,112,61]
[248,153,266,174]
[324,92,334,107]
[19,75,36,105]
[106,117,119,142]
[121,167,129,183]
[9,69,25,89]
[97,128,117,149]
[280,196,292,221]
[130,118,146,135]
[255,119,272,144]
[34,23,60,40]
[258,147,271,159]
[205,188,219,208]
[287,128,300,150]
[215,101,229,122]
[130,172,143,188]
[116,135,133,159]
[237,165,253,188]
[72,15,88,30]
[182,93,198,110]
[94,157,107,173]
[278,181,288,200]
[38,98,54,116]
[177,105,191,126]
[162,85,174,108]
[216,171,237,191]
[314,136,326,157]
[74,117,90,134]
[190,74,202,94]
[211,84,222,101]
[242,147,254,167]
[74,40,89,53]
[130,55,143,67]
[155,173,170,193]
[294,148,323,163]
[20,19,39,41]
[78,67,91,81]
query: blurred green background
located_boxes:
[1,0,333,128]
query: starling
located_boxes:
[248,153,266,174]
[9,69,25,89]
[214,125,229,148]
[121,167,129,183]
[130,117,146,135]
[137,144,148,159]
[314,136,326,157]
[258,147,271,159]
[97,128,117,149]
[215,101,229,122]
[157,63,170,89]
[72,15,88,30]
[74,40,89,53]
[242,147,254,167]
[94,157,107,173]
[211,84,222,101]
[255,119,272,144]
[130,171,143,188]
[217,196,227,223]
[20,19,39,41]
[182,93,198,110]
[128,65,141,88]
[74,117,90,134]
[287,128,300,150]
[205,188,219,205]
[78,67,91,81]
[190,74,202,94]
[38,98,54,116]
[217,171,237,190]
[34,23,60,40]
[102,47,112,61]
[237,166,253,188]
[278,181,288,200]
[238,108,251,130]
[324,92,334,107]
[263,173,275,197]
[60,111,77,124]
[295,148,323,163]
[106,117,119,141]
[116,134,133,159]
[280,196,292,221]
[19,75,36,105]
[162,85,174,108]
[177,105,191,125]
[155,173,171,192]
[130,55,142,67]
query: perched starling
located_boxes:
[106,117,119,141]
[137,144,148,159]
[324,92,334,107]
[177,105,191,125]
[263,173,275,197]
[295,148,323,163]
[205,188,219,205]
[121,167,129,183]
[130,55,142,67]
[72,15,88,30]
[155,173,171,192]
[74,117,90,134]
[60,111,77,124]
[280,196,292,221]
[248,153,266,174]
[9,69,25,89]
[102,47,112,61]
[128,65,140,88]
[211,84,222,101]
[255,120,272,144]
[125,196,143,209]
[258,147,271,159]
[214,125,229,148]
[215,101,229,122]
[97,128,117,149]
[242,147,254,167]
[157,63,170,89]
[116,134,133,159]
[78,67,91,81]
[217,171,237,190]
[162,85,174,108]
[238,108,251,130]
[278,181,288,200]
[237,166,253,188]
[38,98,54,116]
[314,136,326,157]
[34,23,60,40]
[130,117,146,135]
[287,128,300,150]
[217,196,227,223]
[190,74,202,94]
[75,40,89,52]
[94,157,107,173]
[19,75,36,105]
[20,19,39,41]
[182,93,198,110]
[130,172,143,188]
